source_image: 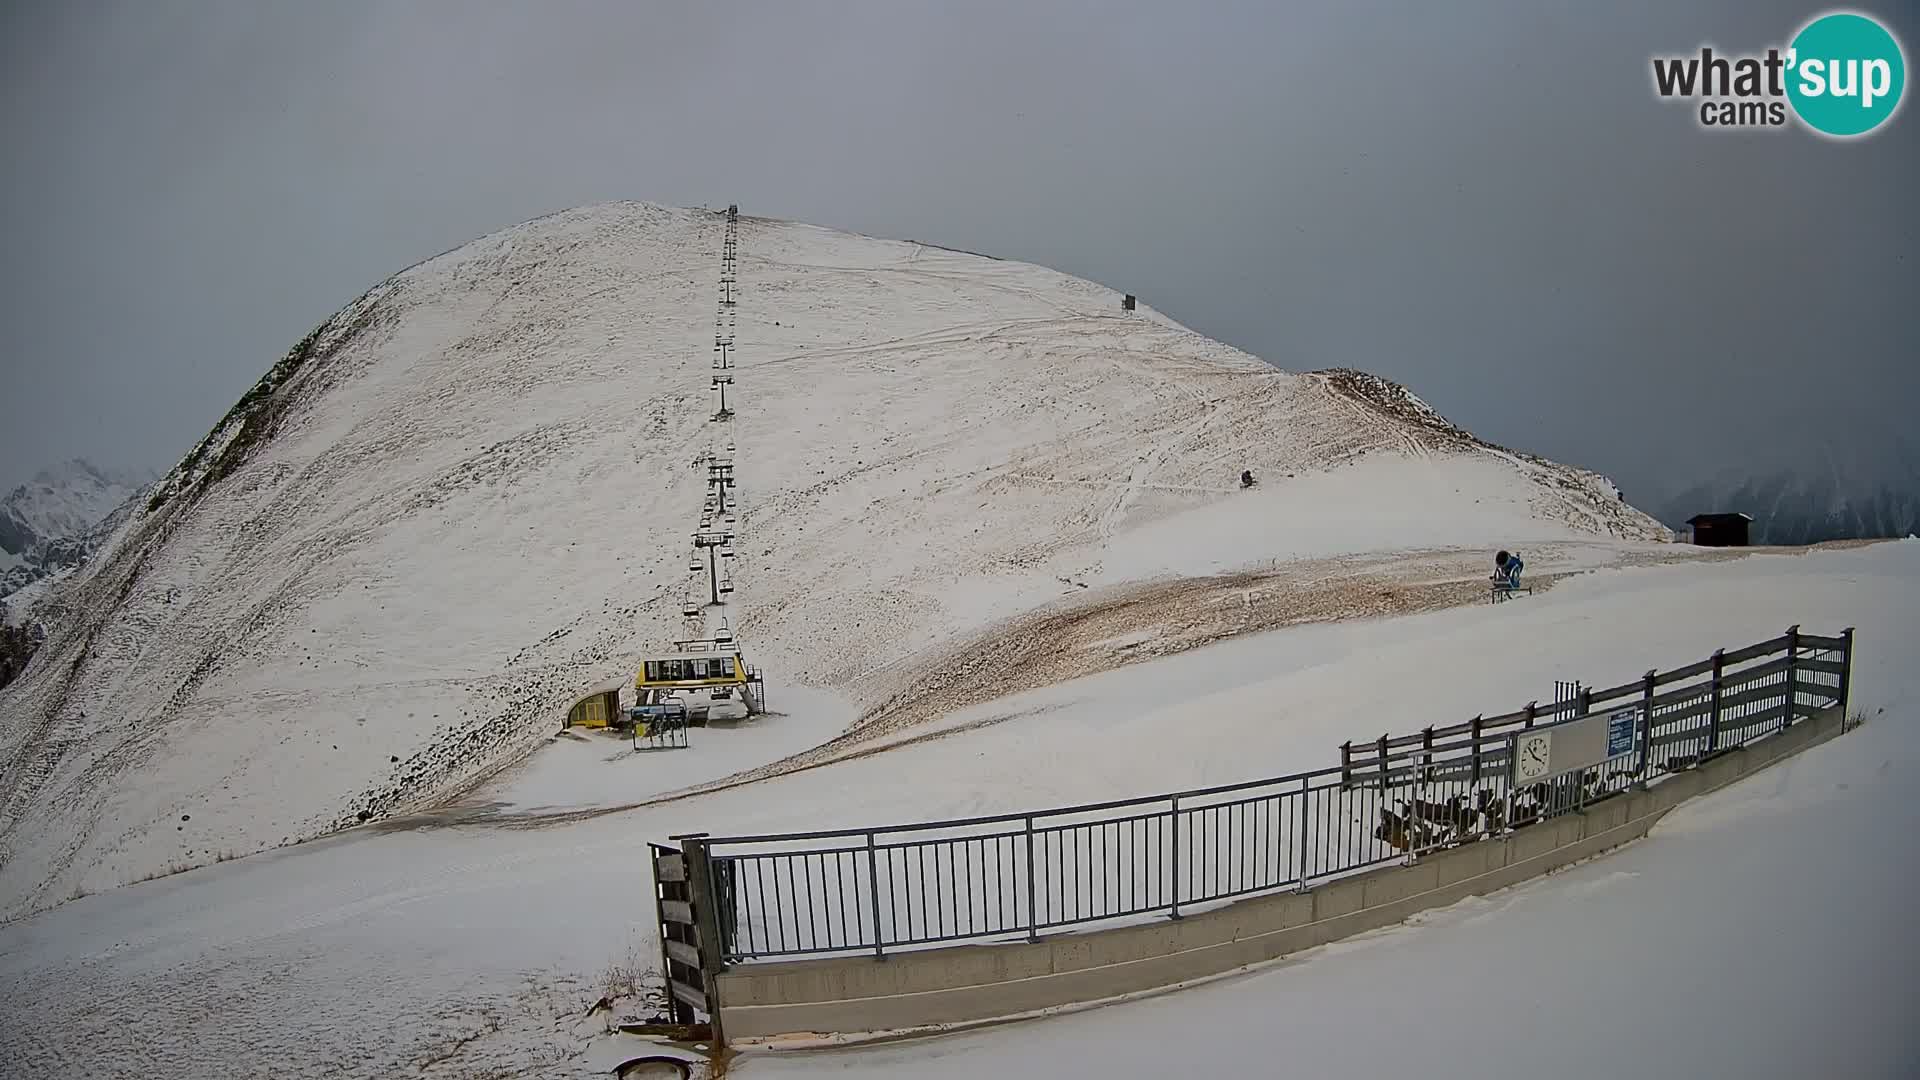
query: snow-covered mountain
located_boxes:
[0,460,151,552]
[1656,467,1920,546]
[0,202,1668,919]
[0,460,155,607]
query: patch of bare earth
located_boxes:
[856,562,1485,737]
[637,550,1567,799]
[402,537,1890,831]
[647,537,1889,804]
[415,550,1550,830]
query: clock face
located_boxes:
[1516,733,1552,780]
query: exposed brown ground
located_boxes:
[424,549,1565,828]
[406,537,1888,830]
[847,551,1525,744]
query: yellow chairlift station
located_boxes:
[634,639,748,691]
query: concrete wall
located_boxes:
[717,704,1845,1041]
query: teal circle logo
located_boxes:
[1786,11,1906,137]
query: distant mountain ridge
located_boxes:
[1656,464,1920,545]
[0,460,155,607]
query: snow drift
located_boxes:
[0,201,1665,919]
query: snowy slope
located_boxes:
[0,541,1909,1080]
[0,201,1665,920]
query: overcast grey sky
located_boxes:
[2,0,1914,504]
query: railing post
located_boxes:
[1340,741,1352,789]
[1421,727,1435,785]
[1295,775,1311,891]
[1168,798,1182,919]
[1519,701,1536,811]
[1408,748,1427,866]
[1376,734,1389,794]
[1025,815,1041,941]
[1839,627,1855,730]
[1637,669,1656,783]
[1706,649,1725,756]
[866,831,884,959]
[1502,735,1516,834]
[1781,625,1799,735]
[678,832,727,1047]
[1469,715,1483,784]
[1575,687,1593,810]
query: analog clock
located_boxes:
[1515,732,1553,781]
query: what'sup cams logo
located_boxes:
[1652,10,1906,137]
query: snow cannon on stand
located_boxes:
[1490,550,1532,603]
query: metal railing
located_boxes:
[677,627,1853,963]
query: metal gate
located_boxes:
[1545,679,1589,809]
[634,710,691,751]
[649,837,727,1043]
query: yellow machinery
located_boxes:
[634,638,765,722]
[635,647,748,690]
[564,686,622,730]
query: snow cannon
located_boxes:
[1490,550,1531,603]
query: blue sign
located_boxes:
[1607,707,1637,758]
